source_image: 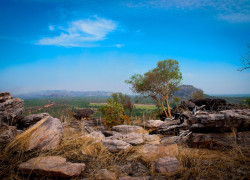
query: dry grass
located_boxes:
[0,121,249,179]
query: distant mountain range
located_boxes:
[15,90,113,99]
[15,85,203,99]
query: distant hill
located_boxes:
[15,90,113,99]
[14,85,203,100]
[174,85,204,100]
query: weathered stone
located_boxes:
[189,131,250,148]
[26,116,63,151]
[0,92,24,126]
[74,109,94,120]
[102,139,131,153]
[0,125,17,144]
[19,113,49,129]
[143,134,161,144]
[188,109,250,132]
[112,125,148,135]
[141,120,164,129]
[160,136,179,145]
[119,176,148,180]
[154,156,179,173]
[106,133,144,145]
[136,144,178,162]
[85,131,105,142]
[18,156,85,177]
[96,169,116,180]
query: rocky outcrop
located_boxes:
[18,113,49,129]
[187,109,250,132]
[112,125,148,135]
[189,131,250,148]
[24,116,63,151]
[102,139,131,153]
[187,109,250,148]
[0,125,17,145]
[18,156,85,177]
[0,92,24,126]
[74,109,95,120]
[154,156,179,173]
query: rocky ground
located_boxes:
[0,92,249,180]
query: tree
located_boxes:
[126,59,182,118]
[192,90,204,99]
[238,44,250,71]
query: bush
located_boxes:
[99,99,128,127]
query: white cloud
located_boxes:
[48,25,55,31]
[114,44,123,48]
[218,13,250,23]
[37,16,117,47]
[125,0,250,23]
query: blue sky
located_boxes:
[0,0,249,95]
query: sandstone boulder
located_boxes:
[102,139,131,153]
[85,131,105,142]
[0,92,24,126]
[136,144,178,162]
[141,120,164,129]
[23,116,63,151]
[143,134,161,144]
[112,125,148,135]
[18,113,49,129]
[18,156,85,177]
[154,156,179,173]
[74,109,94,120]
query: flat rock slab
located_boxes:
[25,116,63,151]
[137,144,178,162]
[106,133,144,145]
[102,139,131,153]
[154,156,179,173]
[112,125,148,135]
[18,156,85,177]
[141,120,164,129]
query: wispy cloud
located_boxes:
[125,0,250,23]
[37,16,117,47]
[218,13,250,23]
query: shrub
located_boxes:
[99,99,128,127]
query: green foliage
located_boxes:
[126,59,182,117]
[99,99,128,127]
[246,98,250,107]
